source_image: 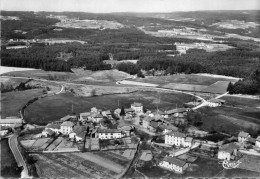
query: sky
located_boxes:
[1,0,259,13]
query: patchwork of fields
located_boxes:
[33,150,134,178]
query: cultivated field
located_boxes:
[130,74,238,86]
[162,83,207,92]
[33,151,132,178]
[25,91,191,124]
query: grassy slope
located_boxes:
[1,89,44,118]
[25,91,191,125]
[129,74,238,86]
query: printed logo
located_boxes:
[218,160,241,169]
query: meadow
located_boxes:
[25,91,191,125]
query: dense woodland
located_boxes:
[1,11,260,94]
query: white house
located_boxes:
[207,98,225,107]
[60,121,74,135]
[159,156,188,173]
[45,123,61,134]
[131,102,143,114]
[238,131,250,143]
[96,129,124,139]
[255,136,260,148]
[218,142,239,161]
[165,132,186,146]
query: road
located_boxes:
[8,134,30,178]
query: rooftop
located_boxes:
[166,108,187,115]
[46,123,60,129]
[166,131,186,138]
[220,142,240,154]
[238,131,250,138]
[131,102,143,107]
[162,156,186,167]
[60,115,72,121]
[97,129,121,133]
[256,136,260,142]
[61,121,74,127]
[185,137,193,142]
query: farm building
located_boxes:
[166,108,189,117]
[0,117,22,127]
[79,112,91,122]
[142,116,153,129]
[61,121,74,135]
[131,102,144,114]
[218,142,240,161]
[207,98,225,107]
[159,156,188,173]
[95,129,124,139]
[69,125,87,142]
[163,124,178,134]
[238,131,251,143]
[140,150,153,161]
[60,115,77,122]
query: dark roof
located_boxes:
[143,116,153,122]
[166,108,187,115]
[164,124,178,131]
[60,115,72,121]
[97,129,121,133]
[61,121,74,127]
[44,129,55,135]
[131,102,143,107]
[150,121,159,128]
[46,123,60,129]
[166,131,186,138]
[163,156,186,167]
[125,108,135,112]
[220,142,240,154]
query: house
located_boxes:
[163,124,178,134]
[139,150,153,161]
[238,131,251,143]
[218,142,240,161]
[207,98,225,107]
[0,126,10,136]
[149,120,160,132]
[95,129,124,139]
[165,131,186,147]
[102,110,112,118]
[42,129,55,137]
[89,112,103,123]
[79,112,90,122]
[131,102,143,114]
[60,121,74,135]
[45,123,61,134]
[119,125,132,136]
[166,108,188,117]
[159,156,188,173]
[255,136,260,148]
[184,137,193,148]
[69,125,87,142]
[0,117,23,127]
[142,116,153,129]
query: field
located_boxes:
[130,74,238,86]
[2,69,132,85]
[0,139,21,177]
[198,96,260,135]
[1,88,44,118]
[33,151,132,178]
[162,83,207,92]
[25,91,191,124]
[0,66,37,75]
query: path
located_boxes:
[9,134,30,178]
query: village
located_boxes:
[1,100,260,175]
